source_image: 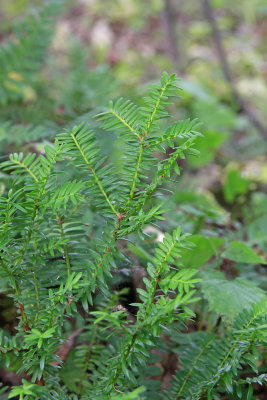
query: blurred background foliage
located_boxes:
[0,0,267,397]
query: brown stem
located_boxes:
[18,302,29,332]
[15,281,30,332]
[37,377,44,386]
[202,0,267,138]
[162,0,179,67]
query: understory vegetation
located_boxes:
[0,1,266,399]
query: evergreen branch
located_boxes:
[97,98,142,139]
[76,326,98,396]
[14,144,63,269]
[91,166,118,216]
[126,73,181,204]
[196,302,267,398]
[108,108,140,139]
[127,140,145,204]
[175,336,215,399]
[65,128,118,216]
[57,215,71,277]
[2,145,64,330]
[2,153,39,182]
[141,235,176,322]
[145,118,201,149]
[141,72,180,134]
[32,237,41,309]
[9,156,39,182]
[0,257,13,280]
[126,138,198,222]
[218,307,266,371]
[145,74,175,134]
[239,374,267,386]
[110,228,192,392]
[0,189,24,235]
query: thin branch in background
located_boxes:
[162,0,180,68]
[202,0,267,138]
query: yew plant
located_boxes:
[0,71,266,400]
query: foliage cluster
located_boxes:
[0,2,266,400]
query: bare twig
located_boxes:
[50,328,83,366]
[162,0,179,67]
[202,0,267,138]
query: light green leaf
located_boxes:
[179,235,224,269]
[31,329,41,336]
[188,130,228,167]
[223,241,266,264]
[40,355,45,371]
[223,168,249,203]
[201,271,266,318]
[38,337,43,349]
[42,326,56,338]
[127,243,151,262]
[110,386,146,399]
[192,98,236,131]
